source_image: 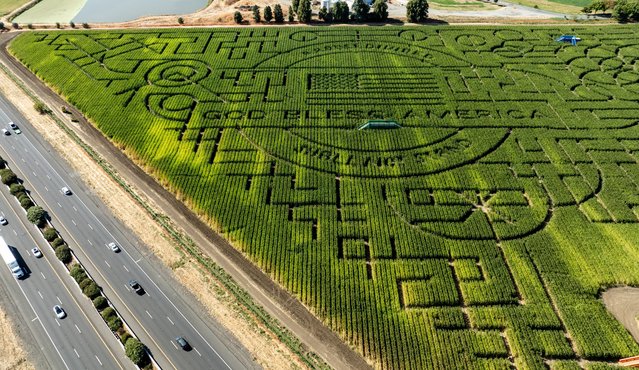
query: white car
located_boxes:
[2,129,9,136]
[108,242,120,253]
[61,187,71,195]
[31,247,42,258]
[9,123,20,134]
[53,305,66,319]
[0,217,6,225]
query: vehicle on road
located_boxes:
[31,247,42,258]
[53,305,66,319]
[128,280,144,294]
[108,242,120,253]
[0,216,7,225]
[9,123,20,134]
[61,187,71,195]
[0,236,24,279]
[2,128,9,136]
[175,336,191,351]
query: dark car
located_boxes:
[175,336,191,351]
[128,280,144,294]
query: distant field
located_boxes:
[0,0,29,16]
[11,27,639,369]
[506,0,589,14]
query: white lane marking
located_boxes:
[12,229,17,236]
[40,272,46,280]
[57,296,62,304]
[56,319,60,327]
[87,240,93,246]
[145,310,152,319]
[195,348,202,357]
[46,175,51,180]
[122,265,129,272]
[31,317,38,322]
[44,186,48,192]
[95,356,102,366]
[20,157,25,163]
[170,341,178,349]
[57,202,61,208]
[104,261,110,268]
[73,348,79,358]
[37,291,43,299]
[71,219,76,226]
[32,171,36,177]
[88,224,93,230]
[167,316,174,325]
[73,206,77,212]
[75,324,81,334]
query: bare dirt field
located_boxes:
[602,287,639,344]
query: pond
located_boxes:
[14,0,207,23]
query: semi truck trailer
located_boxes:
[0,236,24,279]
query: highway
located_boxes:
[0,95,257,370]
[0,157,132,369]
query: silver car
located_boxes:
[53,305,66,319]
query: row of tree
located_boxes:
[582,0,639,21]
[234,0,429,23]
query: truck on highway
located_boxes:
[0,236,24,279]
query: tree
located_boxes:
[43,228,58,242]
[0,22,4,30]
[297,0,312,22]
[70,264,87,282]
[51,237,65,248]
[125,338,150,367]
[93,296,108,310]
[352,0,370,20]
[234,11,243,23]
[0,169,16,185]
[82,280,101,299]
[613,0,639,20]
[288,6,295,21]
[55,22,60,29]
[252,5,261,22]
[372,0,388,20]
[406,0,429,22]
[9,183,24,196]
[264,5,273,21]
[292,0,300,13]
[56,245,72,264]
[177,17,184,24]
[69,21,75,28]
[332,1,350,21]
[26,206,46,225]
[319,6,328,20]
[107,316,123,331]
[20,197,33,210]
[274,4,284,22]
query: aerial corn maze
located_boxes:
[10,26,639,369]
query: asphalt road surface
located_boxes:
[0,157,132,369]
[0,94,257,369]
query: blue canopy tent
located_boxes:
[555,35,582,46]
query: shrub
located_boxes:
[51,237,64,248]
[264,5,273,22]
[69,21,75,28]
[26,206,46,225]
[177,17,184,24]
[288,5,294,21]
[83,280,101,299]
[252,5,261,22]
[93,296,108,310]
[234,11,243,24]
[34,101,50,114]
[0,169,17,185]
[120,332,132,345]
[82,23,89,28]
[55,22,60,29]
[107,316,123,331]
[9,183,25,196]
[27,23,33,29]
[101,307,116,319]
[20,197,33,210]
[56,245,71,263]
[297,0,311,22]
[43,228,58,241]
[0,22,4,30]
[11,23,18,29]
[125,338,150,367]
[274,4,284,22]
[70,264,86,282]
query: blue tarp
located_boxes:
[555,35,582,45]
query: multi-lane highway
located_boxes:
[0,156,132,369]
[0,93,258,370]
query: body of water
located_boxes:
[73,0,207,22]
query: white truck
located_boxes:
[0,236,24,279]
